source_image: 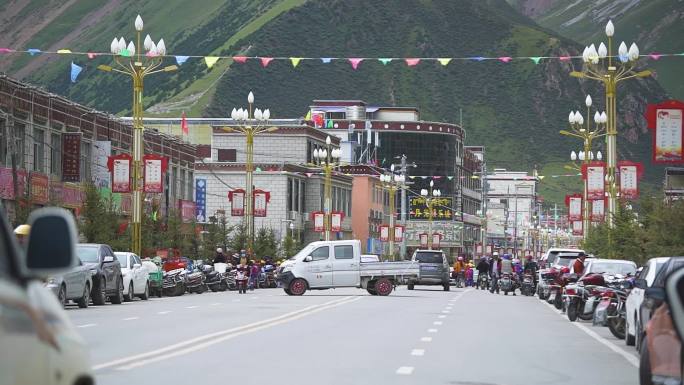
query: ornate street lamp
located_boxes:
[570,19,652,227]
[419,180,441,249]
[98,15,178,255]
[312,136,341,241]
[380,165,406,261]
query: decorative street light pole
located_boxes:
[225,92,274,256]
[98,15,178,256]
[420,180,441,249]
[560,94,607,238]
[380,165,406,261]
[570,19,651,227]
[312,136,341,241]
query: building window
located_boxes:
[50,133,61,176]
[80,141,91,182]
[298,180,304,213]
[33,128,45,172]
[287,178,293,212]
[217,149,236,162]
[180,169,186,200]
[14,122,25,169]
[171,166,178,198]
[187,171,194,200]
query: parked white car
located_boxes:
[625,257,669,347]
[115,252,150,301]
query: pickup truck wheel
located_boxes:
[375,279,393,296]
[407,283,414,290]
[92,278,106,305]
[76,283,90,308]
[284,288,293,295]
[111,277,124,304]
[289,279,307,296]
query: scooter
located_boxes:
[185,267,207,294]
[499,273,515,295]
[204,264,229,292]
[593,279,630,339]
[521,274,535,296]
[565,272,606,321]
[478,273,490,290]
[162,268,186,296]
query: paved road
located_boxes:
[66,286,639,385]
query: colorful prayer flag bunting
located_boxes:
[379,58,392,65]
[530,57,542,64]
[175,56,189,65]
[320,58,331,64]
[290,57,302,67]
[405,58,420,66]
[260,57,273,67]
[204,56,219,68]
[57,49,72,54]
[28,49,41,56]
[70,62,82,83]
[233,56,248,63]
[349,58,363,70]
[438,58,452,66]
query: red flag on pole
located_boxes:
[181,111,189,136]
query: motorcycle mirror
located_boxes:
[666,267,684,341]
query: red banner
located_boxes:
[582,161,606,200]
[419,233,428,248]
[0,167,28,199]
[312,211,324,232]
[618,161,643,200]
[590,199,605,222]
[143,154,168,193]
[253,189,271,217]
[646,100,684,164]
[380,225,389,242]
[331,211,344,232]
[30,172,49,204]
[228,189,245,216]
[394,225,404,242]
[62,184,84,208]
[565,194,582,221]
[431,233,441,249]
[572,221,583,236]
[107,153,132,193]
[61,133,81,182]
[178,200,196,223]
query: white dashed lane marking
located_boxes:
[420,337,432,342]
[157,311,171,315]
[411,349,425,356]
[185,306,198,309]
[441,310,450,314]
[77,323,96,328]
[123,317,139,321]
[433,321,443,325]
[396,366,414,375]
[427,328,438,333]
[438,315,446,319]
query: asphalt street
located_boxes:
[66,286,639,385]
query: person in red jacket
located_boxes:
[572,252,588,275]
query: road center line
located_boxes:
[438,315,446,319]
[185,306,198,309]
[77,323,96,328]
[420,337,432,342]
[157,311,171,315]
[123,317,139,321]
[433,321,443,325]
[396,366,414,375]
[93,296,361,371]
[542,301,638,367]
[427,328,438,333]
[411,349,425,356]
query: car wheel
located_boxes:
[407,283,414,290]
[111,277,124,304]
[284,288,293,295]
[636,319,643,352]
[91,277,106,305]
[124,281,134,302]
[289,278,307,296]
[140,282,149,300]
[77,283,90,308]
[639,337,654,385]
[375,278,393,296]
[443,283,450,291]
[58,284,67,307]
[625,314,636,346]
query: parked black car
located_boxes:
[76,243,124,305]
[635,256,684,352]
[407,250,450,291]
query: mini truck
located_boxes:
[277,240,420,296]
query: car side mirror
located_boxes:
[23,208,78,278]
[666,267,684,341]
[645,287,666,302]
[133,263,141,269]
[303,256,313,262]
[103,256,114,263]
[634,278,648,289]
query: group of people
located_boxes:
[213,248,277,294]
[471,253,539,294]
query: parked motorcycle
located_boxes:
[162,268,186,296]
[260,265,277,288]
[204,264,229,292]
[185,267,208,294]
[593,278,630,339]
[521,274,535,296]
[548,267,574,310]
[565,272,605,321]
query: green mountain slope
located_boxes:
[0,0,670,203]
[507,0,684,100]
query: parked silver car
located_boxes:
[45,258,93,308]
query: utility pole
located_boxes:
[504,186,510,251]
[396,154,415,260]
[481,161,488,257]
[552,203,560,247]
[513,187,518,257]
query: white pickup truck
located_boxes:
[277,240,420,296]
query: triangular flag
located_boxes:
[498,56,512,63]
[438,58,451,66]
[326,119,334,128]
[204,56,219,68]
[0,48,12,53]
[70,62,82,83]
[379,58,392,65]
[349,58,363,70]
[175,56,189,65]
[409,176,415,179]
[233,56,248,63]
[260,57,273,67]
[57,49,72,54]
[290,57,301,67]
[649,53,661,60]
[305,110,311,120]
[305,172,313,178]
[181,111,189,136]
[320,58,332,63]
[87,52,97,59]
[447,176,454,180]
[530,57,542,64]
[255,167,262,172]
[559,56,571,61]
[120,49,131,57]
[27,49,41,56]
[405,58,420,66]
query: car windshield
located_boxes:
[414,252,443,264]
[588,262,636,276]
[115,253,128,267]
[548,251,581,266]
[77,246,99,263]
[555,256,578,267]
